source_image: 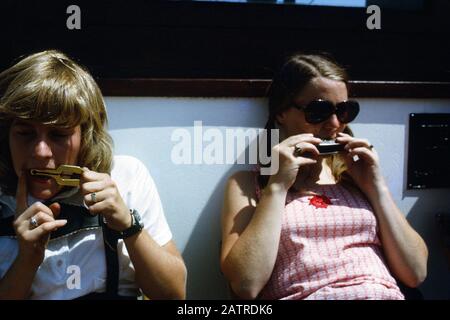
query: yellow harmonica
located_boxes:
[30,165,83,187]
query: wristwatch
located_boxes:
[120,209,144,239]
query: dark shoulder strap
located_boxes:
[0,215,15,237]
[50,203,101,239]
[100,216,121,297]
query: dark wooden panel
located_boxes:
[98,79,450,98]
[99,78,270,97]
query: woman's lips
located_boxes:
[320,130,338,139]
[28,173,52,185]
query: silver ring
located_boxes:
[91,192,97,203]
[30,216,38,229]
[294,146,303,157]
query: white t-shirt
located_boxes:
[0,155,172,299]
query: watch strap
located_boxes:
[121,209,143,239]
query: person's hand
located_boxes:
[13,172,67,266]
[267,134,322,192]
[336,132,384,194]
[81,168,132,232]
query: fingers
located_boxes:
[15,203,67,242]
[83,189,110,208]
[295,156,317,166]
[81,168,108,204]
[48,202,61,219]
[336,133,378,165]
[28,211,55,228]
[84,189,124,217]
[15,202,56,233]
[80,168,111,197]
[28,220,68,239]
[80,169,129,227]
[81,176,114,215]
[278,134,321,159]
[336,133,373,151]
[15,170,29,218]
[15,201,54,225]
[283,134,322,147]
[80,170,116,215]
[343,139,372,151]
[81,180,107,195]
[292,142,320,157]
[87,198,113,215]
[81,168,108,183]
[347,147,377,164]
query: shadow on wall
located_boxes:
[182,170,232,299]
[403,189,450,299]
[182,137,263,299]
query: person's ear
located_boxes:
[275,111,288,126]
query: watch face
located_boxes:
[133,210,143,227]
[121,210,144,239]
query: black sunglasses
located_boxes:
[293,99,360,124]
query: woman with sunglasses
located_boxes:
[0,50,187,299]
[220,53,428,300]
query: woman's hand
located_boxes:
[336,132,385,194]
[268,134,322,191]
[13,172,67,266]
[81,168,132,232]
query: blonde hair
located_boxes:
[0,50,113,195]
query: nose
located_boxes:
[32,139,53,159]
[326,113,341,127]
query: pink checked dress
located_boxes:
[256,178,404,300]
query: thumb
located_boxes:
[15,170,29,218]
[48,202,61,219]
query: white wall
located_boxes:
[106,96,450,299]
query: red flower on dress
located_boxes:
[308,194,331,209]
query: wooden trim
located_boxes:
[98,79,270,98]
[349,81,450,99]
[98,79,450,98]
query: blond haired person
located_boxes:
[0,50,186,299]
[220,53,428,300]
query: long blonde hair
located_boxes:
[0,50,113,195]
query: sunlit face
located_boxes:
[9,119,81,200]
[276,77,348,140]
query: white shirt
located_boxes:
[0,155,172,299]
